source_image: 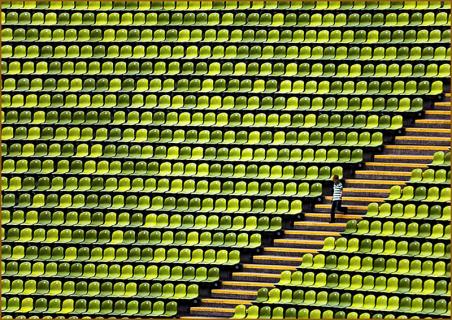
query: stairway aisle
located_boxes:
[184,95,451,319]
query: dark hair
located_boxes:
[332,175,339,180]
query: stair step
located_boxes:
[374,154,433,161]
[253,255,303,262]
[201,298,253,305]
[222,281,275,288]
[284,230,341,237]
[385,145,450,151]
[405,128,450,134]
[182,317,228,320]
[306,211,365,219]
[425,110,450,115]
[343,187,389,194]
[232,272,281,280]
[263,247,317,254]
[212,289,257,296]
[415,119,450,125]
[189,307,234,314]
[345,179,406,186]
[273,238,324,245]
[395,136,450,142]
[355,170,412,177]
[243,263,298,271]
[314,204,367,212]
[435,101,450,107]
[364,162,428,169]
[294,221,346,228]
[324,195,385,202]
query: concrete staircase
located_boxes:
[184,94,451,319]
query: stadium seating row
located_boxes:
[367,203,450,221]
[260,278,449,301]
[2,210,282,237]
[322,236,450,258]
[3,261,220,282]
[2,11,450,27]
[300,253,449,277]
[2,296,177,316]
[4,61,450,78]
[3,228,263,248]
[234,296,449,318]
[1,95,425,114]
[431,151,451,167]
[3,28,450,44]
[2,210,282,232]
[1,182,321,203]
[1,166,342,187]
[2,193,304,215]
[2,127,385,148]
[2,1,449,11]
[410,168,450,185]
[388,185,450,203]
[3,245,242,265]
[3,280,198,300]
[344,220,450,239]
[3,44,450,60]
[1,111,404,132]
[3,78,444,95]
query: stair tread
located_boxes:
[232,272,281,279]
[284,230,341,236]
[201,298,253,305]
[385,145,450,151]
[324,195,385,202]
[182,317,228,320]
[425,110,450,115]
[274,238,325,245]
[189,307,234,313]
[312,204,367,212]
[308,211,365,218]
[343,187,389,193]
[355,170,412,176]
[374,154,433,160]
[405,128,450,133]
[434,101,450,106]
[395,136,450,141]
[415,119,450,124]
[364,162,429,168]
[294,221,346,227]
[345,179,406,185]
[263,247,318,254]
[212,289,257,296]
[243,263,298,270]
[222,281,275,288]
[253,255,303,262]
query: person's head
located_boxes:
[332,175,339,184]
